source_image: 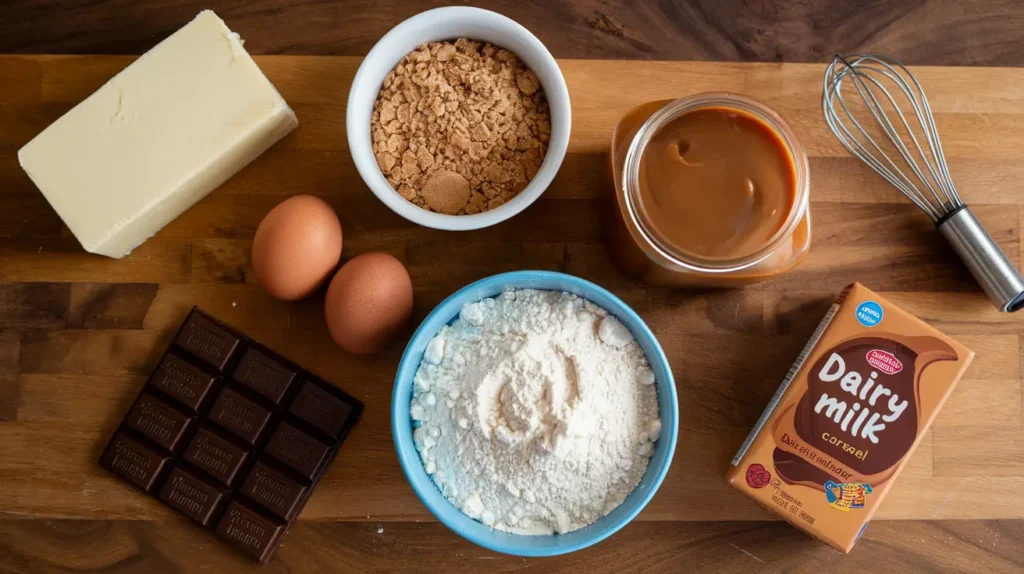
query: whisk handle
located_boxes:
[938,207,1024,312]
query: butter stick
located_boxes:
[18,10,297,258]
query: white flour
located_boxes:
[410,289,660,534]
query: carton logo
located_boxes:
[745,464,771,489]
[865,349,902,375]
[824,481,873,512]
[855,301,883,327]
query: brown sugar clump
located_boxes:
[422,170,470,214]
[371,38,551,216]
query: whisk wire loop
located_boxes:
[822,54,965,221]
[823,62,937,219]
[829,64,942,219]
[851,63,951,213]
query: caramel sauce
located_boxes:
[606,98,810,287]
[636,106,797,261]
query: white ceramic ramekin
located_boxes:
[346,7,571,230]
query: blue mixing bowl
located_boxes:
[391,271,678,556]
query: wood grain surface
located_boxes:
[1,519,1022,573]
[4,0,1024,65]
[3,52,1024,572]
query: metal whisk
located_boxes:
[823,53,1024,312]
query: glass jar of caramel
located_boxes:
[606,93,810,287]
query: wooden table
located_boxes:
[3,3,1024,573]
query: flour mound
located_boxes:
[411,289,660,534]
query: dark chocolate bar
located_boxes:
[99,308,362,562]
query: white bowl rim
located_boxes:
[345,6,572,231]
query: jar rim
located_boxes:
[621,93,810,273]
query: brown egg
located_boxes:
[252,195,342,300]
[324,252,413,354]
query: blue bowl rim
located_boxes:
[390,270,679,556]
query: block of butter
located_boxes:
[18,10,297,258]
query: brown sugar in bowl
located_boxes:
[371,38,551,217]
[347,7,571,231]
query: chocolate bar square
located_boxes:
[159,466,229,526]
[208,387,272,446]
[232,346,299,405]
[216,500,286,562]
[174,310,243,372]
[147,352,218,412]
[182,426,250,487]
[124,393,196,452]
[264,422,330,482]
[289,379,355,440]
[240,460,309,522]
[100,432,172,492]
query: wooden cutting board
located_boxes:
[1,55,1022,526]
